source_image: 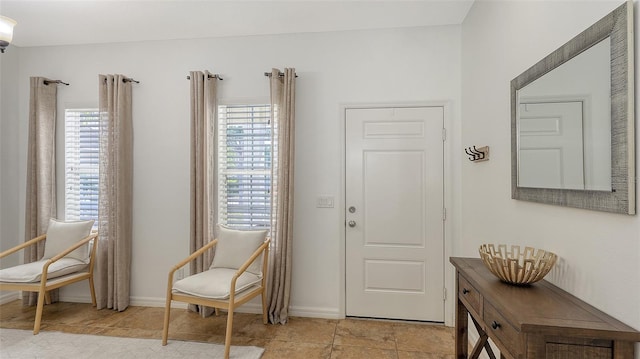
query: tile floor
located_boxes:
[0,300,455,358]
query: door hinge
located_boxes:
[442,128,447,141]
[442,207,447,221]
[443,287,447,301]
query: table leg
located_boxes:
[470,315,496,359]
[456,298,469,358]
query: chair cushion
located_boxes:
[210,226,267,275]
[173,268,262,300]
[43,218,94,262]
[0,258,89,283]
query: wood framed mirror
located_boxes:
[511,1,635,214]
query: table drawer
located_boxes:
[458,274,482,315]
[484,301,520,356]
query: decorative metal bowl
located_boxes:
[479,244,557,285]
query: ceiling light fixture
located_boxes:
[0,15,17,53]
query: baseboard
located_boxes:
[129,296,182,308]
[57,294,94,304]
[0,291,19,305]
[288,305,342,319]
[127,296,343,319]
[58,295,189,309]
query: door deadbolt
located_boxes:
[348,220,356,228]
[348,206,356,213]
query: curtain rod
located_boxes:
[186,73,223,80]
[264,72,298,78]
[102,77,140,84]
[44,79,69,86]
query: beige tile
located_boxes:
[398,351,455,359]
[0,320,39,330]
[271,317,337,345]
[0,299,24,320]
[262,339,332,359]
[167,308,255,337]
[107,306,166,330]
[0,300,462,359]
[331,345,398,359]
[333,318,396,350]
[393,323,454,354]
[43,304,129,327]
[233,315,279,340]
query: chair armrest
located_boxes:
[167,239,219,280]
[87,231,99,273]
[39,232,99,284]
[230,239,271,292]
[47,232,99,263]
[0,234,47,259]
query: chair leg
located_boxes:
[33,291,46,335]
[162,294,172,346]
[44,291,51,305]
[89,276,97,306]
[224,307,234,359]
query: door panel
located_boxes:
[364,150,424,246]
[365,260,425,292]
[345,106,444,322]
[518,101,584,189]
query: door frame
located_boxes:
[339,101,455,326]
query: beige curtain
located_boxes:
[188,70,218,316]
[23,77,58,305]
[96,74,134,311]
[267,68,296,324]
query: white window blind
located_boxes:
[65,109,100,224]
[218,104,272,229]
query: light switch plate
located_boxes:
[316,195,335,208]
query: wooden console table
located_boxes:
[450,257,640,359]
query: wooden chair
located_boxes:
[162,226,270,359]
[0,219,98,334]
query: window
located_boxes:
[217,104,272,229]
[65,109,100,225]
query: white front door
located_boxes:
[345,106,444,322]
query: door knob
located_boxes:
[348,220,356,228]
[348,206,356,213]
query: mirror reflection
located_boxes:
[516,37,611,191]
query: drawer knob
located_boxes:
[462,288,470,294]
[491,321,501,330]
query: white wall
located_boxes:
[0,44,21,303]
[4,26,462,315]
[0,48,20,256]
[461,0,640,356]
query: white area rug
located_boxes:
[0,328,264,359]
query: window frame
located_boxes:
[64,108,100,227]
[217,100,273,230]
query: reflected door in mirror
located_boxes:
[518,101,584,189]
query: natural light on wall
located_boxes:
[0,15,17,53]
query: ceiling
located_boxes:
[1,0,475,48]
